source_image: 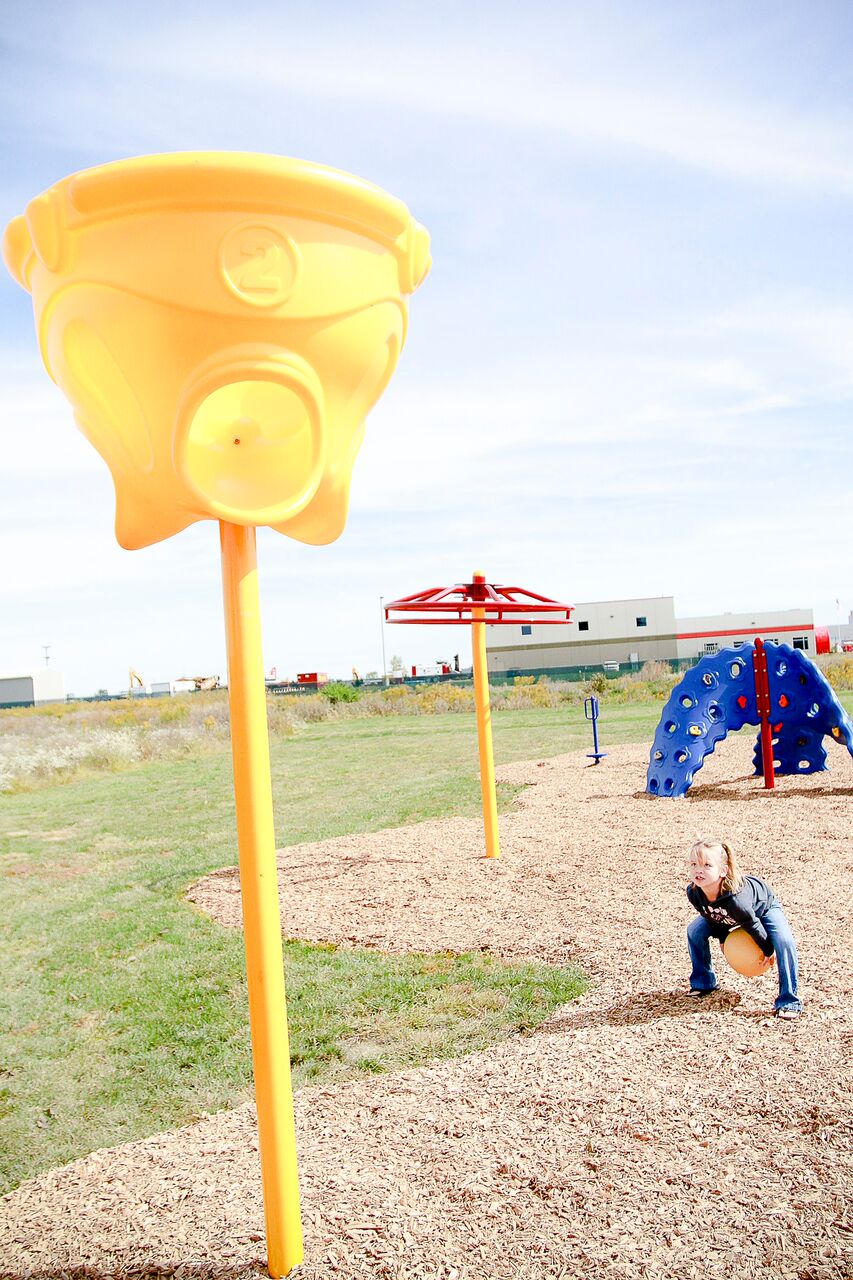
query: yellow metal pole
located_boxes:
[219,521,302,1278]
[471,569,500,859]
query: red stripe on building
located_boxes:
[675,624,813,641]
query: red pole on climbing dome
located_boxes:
[752,637,775,790]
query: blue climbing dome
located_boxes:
[646,641,853,798]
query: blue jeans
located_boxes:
[687,906,802,1011]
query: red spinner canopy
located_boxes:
[384,573,573,626]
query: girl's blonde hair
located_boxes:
[690,839,743,895]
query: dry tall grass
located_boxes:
[0,664,681,793]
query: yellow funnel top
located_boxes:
[3,152,430,549]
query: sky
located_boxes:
[1,1,851,695]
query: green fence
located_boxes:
[486,657,699,686]
[0,658,699,708]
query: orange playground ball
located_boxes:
[722,927,769,978]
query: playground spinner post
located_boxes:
[752,636,776,791]
[384,575,570,858]
[471,570,500,859]
[220,521,302,1277]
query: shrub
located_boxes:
[157,700,191,724]
[265,700,297,737]
[412,684,476,713]
[320,682,360,705]
[0,728,144,791]
[381,684,413,700]
[504,682,558,709]
[636,660,674,682]
[293,696,335,722]
[136,727,198,761]
[824,658,853,691]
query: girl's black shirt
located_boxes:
[686,876,779,956]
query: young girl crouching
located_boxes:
[686,838,802,1020]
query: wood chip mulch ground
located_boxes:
[2,737,851,1280]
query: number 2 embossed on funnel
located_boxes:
[3,152,431,549]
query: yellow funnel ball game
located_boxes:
[722,927,770,978]
[3,151,431,549]
[4,153,429,1279]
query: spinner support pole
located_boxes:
[471,570,500,859]
[220,522,302,1277]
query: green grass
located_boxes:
[284,943,584,1084]
[266,703,661,842]
[1,705,638,1193]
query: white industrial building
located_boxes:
[485,596,818,675]
[0,669,66,707]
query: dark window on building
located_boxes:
[578,620,589,631]
[636,616,647,627]
[733,640,744,649]
[521,625,532,636]
[704,642,719,654]
[793,635,809,651]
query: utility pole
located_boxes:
[42,645,51,666]
[379,596,389,687]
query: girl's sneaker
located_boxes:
[776,1007,800,1020]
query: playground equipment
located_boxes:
[384,574,572,858]
[647,639,853,798]
[4,151,429,1279]
[722,927,769,978]
[584,695,607,764]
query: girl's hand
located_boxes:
[759,953,776,971]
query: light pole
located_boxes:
[42,645,51,667]
[379,595,389,687]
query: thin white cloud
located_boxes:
[5,14,853,197]
[252,50,853,194]
[648,298,853,393]
[3,13,853,195]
